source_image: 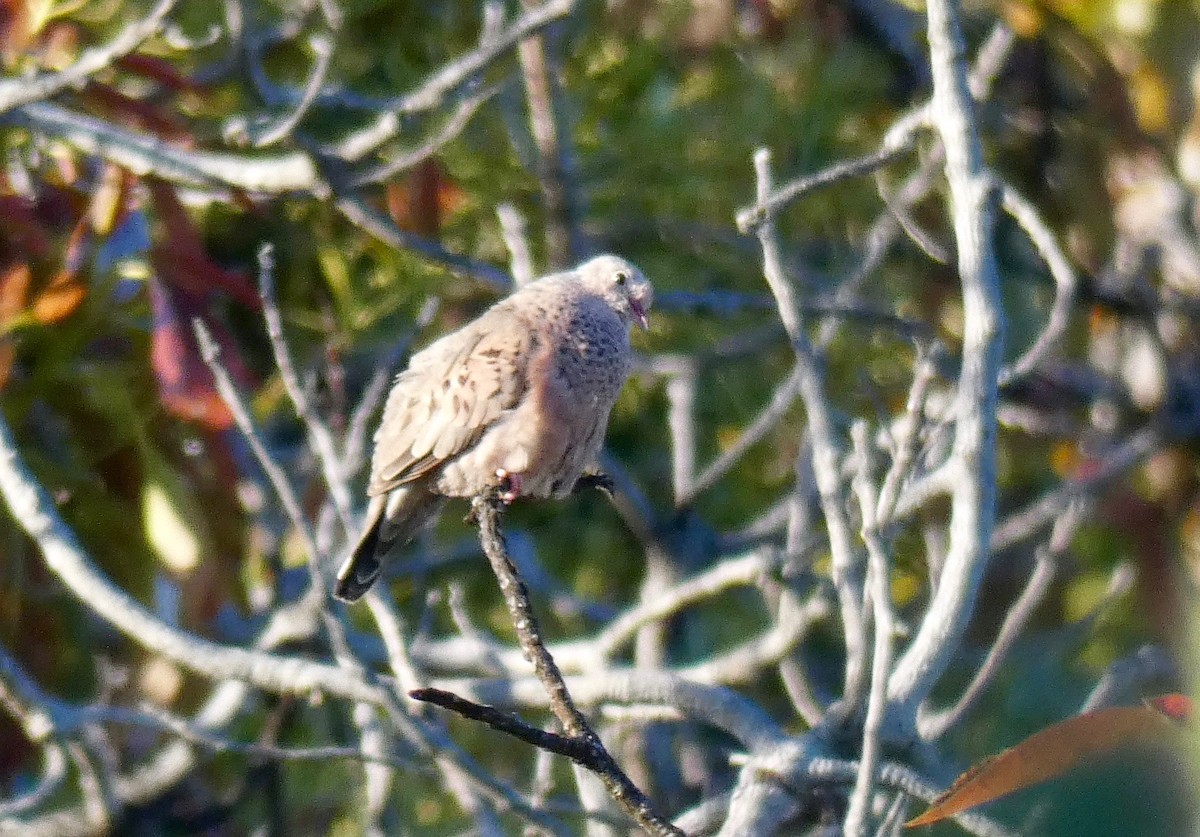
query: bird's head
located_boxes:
[577,254,653,331]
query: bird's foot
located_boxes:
[495,469,523,504]
[572,473,615,498]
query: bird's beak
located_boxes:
[630,299,649,331]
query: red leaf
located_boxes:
[0,195,52,261]
[84,83,194,145]
[149,279,253,431]
[115,54,207,95]
[907,704,1177,828]
[147,179,259,309]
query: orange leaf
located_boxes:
[907,704,1176,828]
[385,160,465,238]
[32,271,85,323]
[0,262,28,390]
[0,262,30,325]
[0,0,37,64]
[88,165,131,236]
[1149,694,1193,723]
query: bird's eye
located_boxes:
[614,270,628,286]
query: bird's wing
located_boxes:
[367,306,542,495]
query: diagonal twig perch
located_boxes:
[412,496,685,837]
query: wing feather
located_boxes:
[367,308,537,495]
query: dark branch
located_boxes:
[410,687,591,762]
[465,497,685,837]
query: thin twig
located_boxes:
[497,201,537,285]
[675,364,803,508]
[997,179,1080,384]
[990,426,1160,553]
[347,83,499,182]
[1080,645,1178,713]
[434,667,784,752]
[257,245,357,534]
[920,501,1085,739]
[875,345,940,527]
[595,550,779,658]
[341,0,578,157]
[844,422,898,837]
[193,318,325,578]
[515,0,582,266]
[251,33,337,147]
[0,0,180,115]
[468,498,684,836]
[0,744,67,818]
[335,195,514,290]
[750,147,867,710]
[661,355,698,502]
[412,687,595,762]
[736,141,915,234]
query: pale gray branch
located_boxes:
[0,0,180,114]
[886,0,1005,723]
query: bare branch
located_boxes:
[676,364,803,508]
[595,550,780,659]
[0,408,386,706]
[844,422,899,837]
[193,318,324,579]
[335,194,514,289]
[497,201,537,284]
[256,245,356,534]
[346,83,499,183]
[468,498,683,836]
[438,668,785,751]
[515,0,583,266]
[1080,645,1178,713]
[249,33,337,147]
[750,147,867,710]
[918,503,1082,740]
[997,179,1081,384]
[737,141,915,234]
[340,0,579,158]
[412,687,597,761]
[8,101,322,193]
[0,0,180,115]
[886,0,1005,720]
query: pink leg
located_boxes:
[495,468,523,504]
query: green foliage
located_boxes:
[1,0,1199,833]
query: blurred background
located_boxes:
[0,0,1199,834]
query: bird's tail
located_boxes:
[333,486,444,602]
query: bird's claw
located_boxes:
[495,469,522,504]
[572,473,615,498]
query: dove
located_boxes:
[334,254,653,602]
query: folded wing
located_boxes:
[368,309,537,495]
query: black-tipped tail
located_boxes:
[334,488,446,602]
[334,496,387,602]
